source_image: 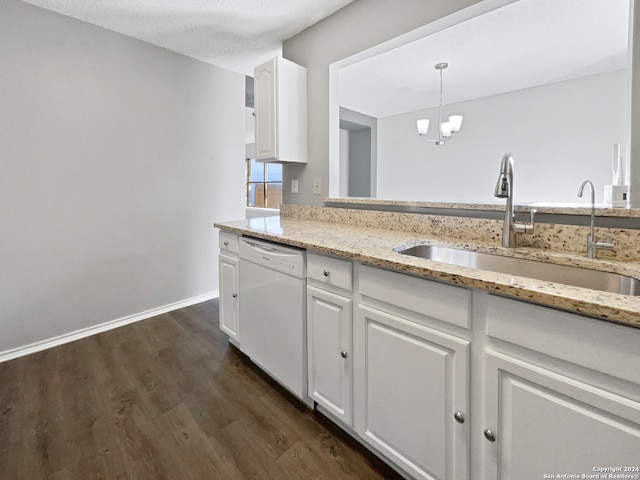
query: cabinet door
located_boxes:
[218,253,239,342]
[307,286,352,425]
[354,305,469,480]
[484,350,640,479]
[254,58,277,160]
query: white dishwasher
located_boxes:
[238,237,307,401]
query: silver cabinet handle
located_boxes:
[224,241,229,246]
[232,293,237,298]
[454,412,465,424]
[323,269,330,277]
[484,429,496,442]
[340,350,348,359]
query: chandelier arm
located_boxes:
[419,135,453,145]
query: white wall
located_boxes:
[377,70,629,204]
[0,0,246,356]
[283,0,483,205]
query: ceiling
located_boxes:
[339,0,630,118]
[20,0,354,75]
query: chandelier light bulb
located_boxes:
[449,115,463,133]
[416,119,430,135]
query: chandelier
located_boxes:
[416,62,463,146]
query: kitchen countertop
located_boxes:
[215,215,640,329]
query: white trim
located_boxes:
[0,291,219,363]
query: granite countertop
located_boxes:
[215,216,640,329]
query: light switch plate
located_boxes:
[291,179,299,194]
[313,178,322,195]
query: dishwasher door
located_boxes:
[239,238,307,400]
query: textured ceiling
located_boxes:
[20,0,354,75]
[340,0,630,118]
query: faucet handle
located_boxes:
[513,209,536,234]
[594,240,615,251]
[522,208,536,234]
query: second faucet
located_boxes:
[577,180,614,258]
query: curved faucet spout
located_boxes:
[577,179,614,258]
[577,180,594,203]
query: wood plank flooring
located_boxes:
[0,299,404,479]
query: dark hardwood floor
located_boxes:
[0,299,404,479]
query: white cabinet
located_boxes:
[215,233,640,480]
[307,286,352,424]
[480,294,640,480]
[356,266,470,480]
[254,57,307,163]
[483,350,640,479]
[306,252,353,425]
[218,232,240,344]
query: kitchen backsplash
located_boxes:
[280,204,640,262]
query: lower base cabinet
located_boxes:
[307,285,352,425]
[484,350,640,479]
[218,253,239,341]
[218,232,240,344]
[480,294,640,480]
[354,304,470,480]
[218,239,640,480]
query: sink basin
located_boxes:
[397,245,640,296]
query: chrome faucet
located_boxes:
[577,180,614,258]
[493,153,535,248]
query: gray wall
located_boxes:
[0,0,245,355]
[349,128,372,197]
[284,0,640,207]
[282,0,483,205]
[340,107,378,197]
[377,70,628,204]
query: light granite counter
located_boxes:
[215,212,640,330]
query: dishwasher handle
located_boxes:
[239,238,306,278]
[242,239,279,253]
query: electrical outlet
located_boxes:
[291,179,299,194]
[313,178,322,195]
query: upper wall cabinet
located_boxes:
[254,57,307,163]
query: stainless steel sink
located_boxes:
[397,245,640,296]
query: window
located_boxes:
[246,159,283,209]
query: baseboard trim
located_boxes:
[0,290,219,363]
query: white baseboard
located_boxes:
[0,290,219,363]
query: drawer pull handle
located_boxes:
[323,269,330,277]
[232,293,237,298]
[454,412,465,424]
[484,429,496,442]
[340,350,348,359]
[224,241,229,247]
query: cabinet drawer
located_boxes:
[486,294,640,385]
[219,231,239,255]
[307,252,353,291]
[359,265,470,329]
